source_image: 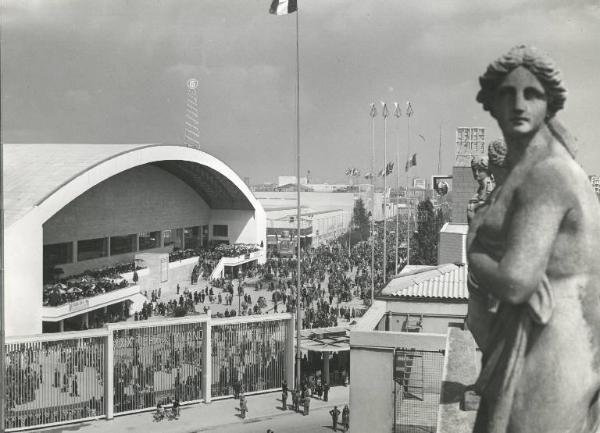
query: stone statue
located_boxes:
[467,45,600,433]
[466,139,507,353]
[467,156,495,223]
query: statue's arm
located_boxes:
[468,162,570,304]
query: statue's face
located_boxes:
[473,167,489,183]
[491,66,548,139]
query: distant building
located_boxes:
[413,178,426,189]
[451,127,485,224]
[278,175,308,187]
[589,175,600,195]
[455,127,485,167]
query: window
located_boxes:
[138,231,161,250]
[77,238,108,261]
[184,226,201,250]
[163,228,184,249]
[43,242,73,266]
[213,224,228,237]
[110,234,137,255]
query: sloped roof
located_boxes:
[380,263,468,300]
[440,223,469,235]
[3,143,254,227]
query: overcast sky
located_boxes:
[2,0,599,184]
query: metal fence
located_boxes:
[5,334,106,430]
[112,322,204,414]
[211,318,287,398]
[393,348,444,433]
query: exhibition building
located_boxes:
[4,144,267,337]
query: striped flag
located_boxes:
[269,0,297,15]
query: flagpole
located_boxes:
[369,104,376,304]
[294,7,302,393]
[382,103,388,284]
[406,103,412,266]
[438,121,443,175]
[394,104,400,275]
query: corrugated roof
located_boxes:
[440,223,469,235]
[380,263,468,300]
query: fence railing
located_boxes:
[4,313,293,431]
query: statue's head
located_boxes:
[476,45,567,120]
[488,138,509,185]
[470,156,490,183]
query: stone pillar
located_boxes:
[323,352,330,385]
[202,319,212,403]
[105,329,114,419]
[286,315,295,387]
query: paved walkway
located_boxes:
[33,386,350,433]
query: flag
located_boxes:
[405,153,417,172]
[269,0,297,15]
[418,134,425,142]
[364,172,373,179]
[369,103,377,118]
[393,102,401,118]
[345,168,352,176]
[381,101,389,118]
[352,168,361,177]
[378,168,386,177]
[385,161,394,175]
[406,101,414,117]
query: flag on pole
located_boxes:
[393,102,401,118]
[369,103,377,118]
[352,168,361,177]
[364,172,373,179]
[269,0,297,15]
[345,168,352,176]
[405,153,417,172]
[385,161,394,176]
[378,168,386,177]
[406,101,414,117]
[381,101,389,118]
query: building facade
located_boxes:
[4,144,267,336]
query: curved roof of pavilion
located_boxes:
[3,143,257,228]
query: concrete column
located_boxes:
[286,316,295,387]
[105,329,114,419]
[202,319,212,403]
[59,321,64,332]
[323,352,330,385]
[72,240,78,264]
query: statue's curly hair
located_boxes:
[470,155,489,173]
[476,45,567,118]
[487,139,507,168]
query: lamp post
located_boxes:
[369,103,377,304]
[381,102,389,284]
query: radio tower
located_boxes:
[184,78,201,149]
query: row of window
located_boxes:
[44,225,229,266]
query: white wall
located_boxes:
[5,213,44,336]
[438,232,467,265]
[44,165,211,243]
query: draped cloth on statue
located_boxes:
[473,276,554,433]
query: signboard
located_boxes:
[69,299,90,313]
[432,175,453,196]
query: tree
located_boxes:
[411,199,440,265]
[351,198,370,241]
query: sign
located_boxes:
[69,299,90,313]
[432,175,453,196]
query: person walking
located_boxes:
[281,388,288,410]
[303,394,310,416]
[323,381,330,402]
[330,406,341,431]
[239,393,248,419]
[342,404,350,431]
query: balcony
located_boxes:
[42,284,142,322]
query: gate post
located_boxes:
[105,328,114,419]
[202,317,212,403]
